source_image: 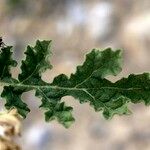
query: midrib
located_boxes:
[0,80,142,91]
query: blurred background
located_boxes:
[0,0,150,150]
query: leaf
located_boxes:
[48,49,131,120]
[18,40,52,85]
[1,86,30,118]
[0,46,17,80]
[1,40,52,119]
[0,40,150,128]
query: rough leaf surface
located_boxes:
[0,40,149,128]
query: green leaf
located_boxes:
[0,40,150,128]
[1,86,30,118]
[0,46,17,80]
[1,40,52,119]
[18,40,52,84]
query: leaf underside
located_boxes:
[0,40,150,128]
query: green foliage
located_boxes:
[0,40,149,128]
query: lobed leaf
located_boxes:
[0,40,150,128]
[0,46,17,80]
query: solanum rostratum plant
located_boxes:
[0,39,150,129]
